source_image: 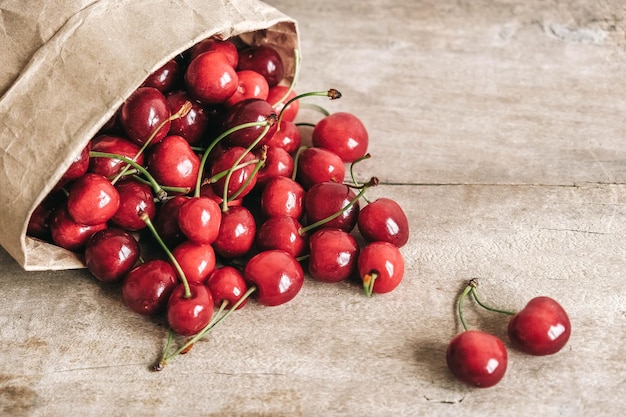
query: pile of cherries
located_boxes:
[446,279,571,388]
[27,35,409,369]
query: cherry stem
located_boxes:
[227,152,267,202]
[139,212,191,299]
[299,176,379,235]
[457,281,475,331]
[130,175,190,195]
[290,146,307,181]
[112,101,193,184]
[206,159,263,184]
[300,103,330,117]
[349,153,372,204]
[271,49,300,109]
[362,272,378,297]
[469,282,516,316]
[195,120,272,198]
[89,151,168,201]
[276,88,341,131]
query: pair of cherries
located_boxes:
[446,279,571,388]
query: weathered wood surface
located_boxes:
[1,0,625,416]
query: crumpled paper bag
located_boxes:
[0,0,299,270]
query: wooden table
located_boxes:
[1,0,625,415]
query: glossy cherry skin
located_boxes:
[308,228,359,283]
[508,296,571,356]
[27,191,64,241]
[171,241,216,284]
[146,135,200,190]
[265,120,301,154]
[220,98,278,149]
[446,330,508,388]
[60,142,91,183]
[84,228,140,283]
[66,173,120,226]
[120,87,171,146]
[111,180,156,231]
[213,206,256,258]
[358,198,409,248]
[260,176,305,219]
[167,283,214,336]
[312,112,369,162]
[244,250,304,306]
[207,266,249,310]
[166,90,211,145]
[357,241,404,294]
[185,51,238,104]
[210,146,258,201]
[154,195,188,247]
[225,70,269,107]
[122,259,178,316]
[49,206,107,252]
[89,134,144,178]
[267,86,299,122]
[142,59,181,93]
[296,147,346,190]
[237,45,284,87]
[256,216,307,257]
[178,196,222,244]
[189,38,238,67]
[304,182,359,232]
[255,145,294,187]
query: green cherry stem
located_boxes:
[457,280,476,331]
[470,283,516,316]
[276,88,341,131]
[362,272,378,298]
[291,146,307,181]
[139,212,191,299]
[227,151,267,202]
[300,103,331,117]
[271,49,301,109]
[349,153,373,204]
[130,175,190,195]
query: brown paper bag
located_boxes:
[0,0,299,271]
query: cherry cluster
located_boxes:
[27,36,409,369]
[446,279,571,388]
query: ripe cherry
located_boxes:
[189,38,238,67]
[260,176,305,219]
[267,86,299,122]
[446,330,508,388]
[265,120,301,154]
[122,259,178,316]
[237,45,284,87]
[210,146,258,201]
[166,90,211,146]
[120,87,171,146]
[146,135,200,190]
[111,180,156,231]
[66,173,120,226]
[244,249,304,306]
[225,70,270,107]
[508,297,571,356]
[296,147,345,190]
[358,197,409,248]
[207,266,249,310]
[167,282,214,336]
[308,228,359,283]
[177,196,222,244]
[60,142,91,183]
[312,112,369,162]
[153,195,187,247]
[49,205,107,252]
[171,241,216,284]
[220,98,278,149]
[256,216,307,257]
[88,135,144,179]
[358,241,404,296]
[27,191,64,241]
[212,206,256,258]
[304,182,360,232]
[84,228,140,283]
[142,59,181,93]
[255,145,294,186]
[185,50,238,104]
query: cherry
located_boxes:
[110,179,156,231]
[120,87,171,146]
[209,145,259,201]
[177,196,222,244]
[304,182,360,232]
[358,241,404,296]
[446,330,508,388]
[166,90,211,146]
[508,297,571,356]
[27,191,64,241]
[146,135,200,190]
[60,142,91,183]
[49,205,107,252]
[237,45,284,87]
[308,228,359,283]
[358,197,409,248]
[267,86,299,122]
[84,228,140,283]
[255,145,294,186]
[260,176,305,219]
[312,112,369,162]
[212,206,256,259]
[167,282,214,336]
[66,173,120,225]
[244,249,304,306]
[296,147,345,190]
[225,70,270,107]
[220,98,278,149]
[185,51,238,104]
[265,120,301,154]
[207,266,249,310]
[189,38,238,67]
[256,216,307,257]
[142,59,181,93]
[89,135,144,179]
[171,241,216,284]
[153,195,187,247]
[122,259,178,316]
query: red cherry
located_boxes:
[177,196,222,244]
[244,250,304,306]
[142,59,181,93]
[189,38,238,67]
[49,205,107,252]
[120,87,171,146]
[153,195,187,247]
[225,70,270,107]
[312,112,369,162]
[267,86,299,122]
[89,135,144,178]
[260,176,305,219]
[220,98,278,149]
[60,142,91,183]
[207,266,249,310]
[508,296,571,356]
[166,90,211,146]
[167,283,214,336]
[446,330,508,388]
[213,206,256,258]
[185,51,238,104]
[308,228,359,283]
[255,145,294,187]
[358,198,409,248]
[256,216,307,257]
[146,135,200,190]
[27,191,64,241]
[296,147,345,190]
[66,173,120,225]
[84,228,140,283]
[237,45,284,87]
[110,180,156,231]
[304,182,359,232]
[265,120,301,154]
[210,146,258,201]
[122,259,178,316]
[358,241,404,295]
[171,241,216,284]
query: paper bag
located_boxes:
[0,0,299,270]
